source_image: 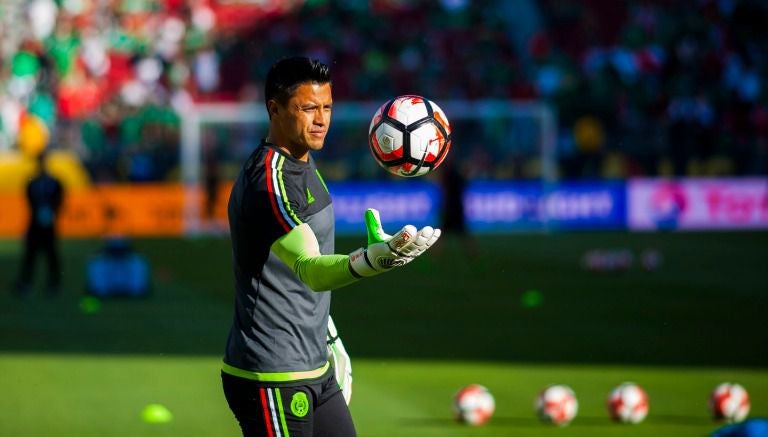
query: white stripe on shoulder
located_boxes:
[270,152,298,228]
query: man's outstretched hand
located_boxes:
[348,209,441,277]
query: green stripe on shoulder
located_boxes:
[315,169,329,193]
[276,155,303,225]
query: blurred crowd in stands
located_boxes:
[0,0,766,182]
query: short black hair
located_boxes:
[264,57,331,110]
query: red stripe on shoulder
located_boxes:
[264,149,292,233]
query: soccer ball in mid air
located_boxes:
[710,382,750,423]
[536,385,578,426]
[368,95,451,177]
[607,382,649,424]
[453,384,495,426]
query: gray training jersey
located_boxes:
[224,141,334,382]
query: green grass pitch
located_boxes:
[1,231,766,436]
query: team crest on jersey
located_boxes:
[291,391,309,417]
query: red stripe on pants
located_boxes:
[259,388,275,437]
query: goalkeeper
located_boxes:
[221,56,440,437]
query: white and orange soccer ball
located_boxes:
[710,382,750,423]
[607,382,649,424]
[536,384,578,426]
[453,384,495,426]
[368,95,452,177]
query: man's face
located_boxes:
[269,81,332,159]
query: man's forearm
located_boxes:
[270,223,359,291]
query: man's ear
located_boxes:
[267,99,279,119]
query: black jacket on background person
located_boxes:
[16,163,64,296]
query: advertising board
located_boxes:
[628,178,768,230]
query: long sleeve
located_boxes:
[270,223,359,291]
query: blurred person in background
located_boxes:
[14,152,64,297]
[221,56,439,436]
[438,155,477,259]
[203,134,221,229]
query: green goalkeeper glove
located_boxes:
[348,208,441,277]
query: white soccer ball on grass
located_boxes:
[536,384,578,426]
[607,382,649,424]
[453,384,495,426]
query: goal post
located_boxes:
[179,99,557,234]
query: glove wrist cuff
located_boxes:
[348,248,378,277]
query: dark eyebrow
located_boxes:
[299,102,332,109]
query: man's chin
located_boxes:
[308,141,325,151]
